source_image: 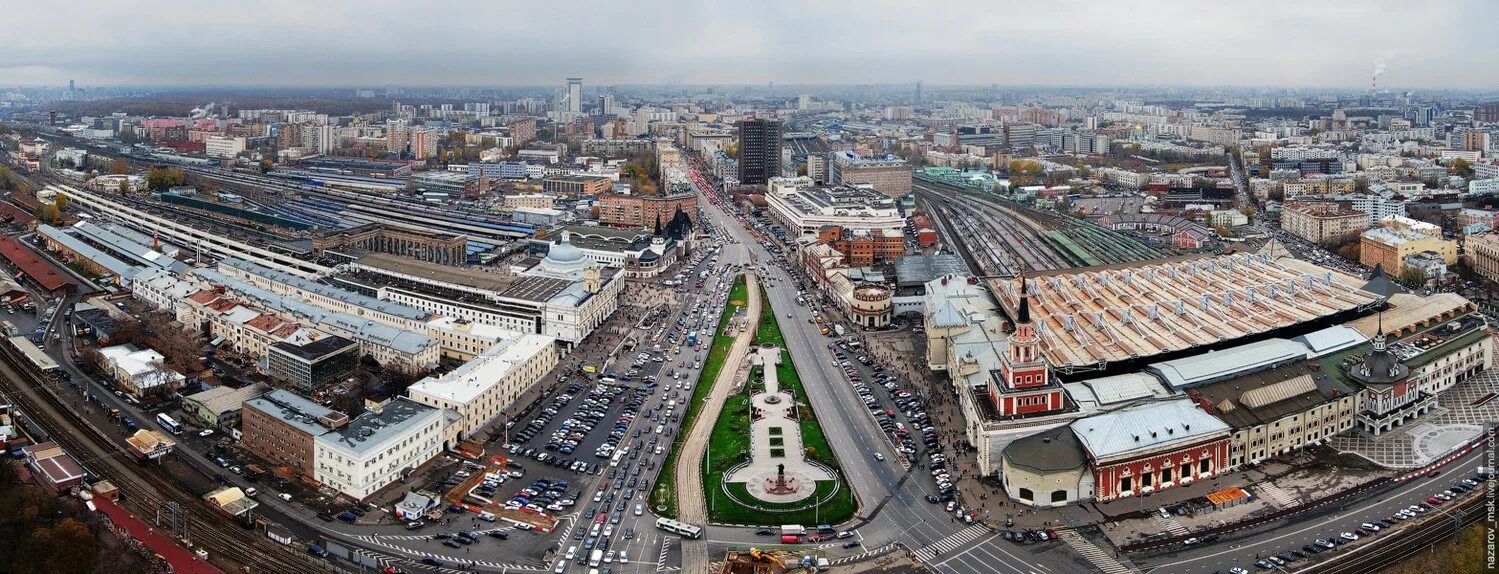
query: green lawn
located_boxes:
[698,285,856,526]
[649,274,747,517]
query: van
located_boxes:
[589,549,604,567]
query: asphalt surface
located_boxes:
[690,183,1096,574]
[1135,445,1492,574]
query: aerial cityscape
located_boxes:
[0,3,1495,574]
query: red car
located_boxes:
[1426,496,1444,505]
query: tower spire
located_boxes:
[1016,265,1030,325]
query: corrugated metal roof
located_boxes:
[1069,399,1230,461]
[1148,338,1310,390]
[1292,325,1367,357]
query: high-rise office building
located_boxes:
[566,78,583,114]
[599,93,615,116]
[915,80,922,104]
[68,79,75,92]
[737,119,783,186]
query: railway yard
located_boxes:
[914,180,1164,277]
[0,333,324,573]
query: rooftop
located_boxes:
[183,382,270,417]
[353,251,516,294]
[222,258,431,321]
[1187,363,1355,430]
[893,254,970,287]
[407,334,555,404]
[244,389,349,436]
[1002,426,1086,473]
[0,235,75,292]
[1069,399,1231,461]
[321,398,442,458]
[989,254,1381,372]
[270,334,358,361]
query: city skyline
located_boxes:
[5,0,1498,90]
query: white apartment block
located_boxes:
[407,335,558,438]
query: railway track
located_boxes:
[1303,497,1485,574]
[0,346,327,573]
[915,184,1065,272]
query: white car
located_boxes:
[199,429,215,437]
[619,552,628,564]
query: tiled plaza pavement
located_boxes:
[1329,370,1499,468]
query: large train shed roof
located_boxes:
[990,254,1381,372]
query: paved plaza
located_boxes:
[727,344,833,504]
[1329,369,1499,468]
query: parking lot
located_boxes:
[418,232,745,570]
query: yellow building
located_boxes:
[1359,216,1456,274]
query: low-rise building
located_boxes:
[596,192,698,228]
[313,398,446,501]
[763,177,905,239]
[542,175,612,198]
[181,382,269,430]
[1071,400,1232,502]
[1280,201,1368,245]
[1359,216,1457,275]
[242,390,447,501]
[1186,364,1356,469]
[99,344,186,397]
[266,333,360,392]
[407,334,557,439]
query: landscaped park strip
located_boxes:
[700,285,856,526]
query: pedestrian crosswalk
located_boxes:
[1257,482,1296,508]
[1155,515,1188,535]
[658,535,677,570]
[913,524,990,562]
[1057,530,1135,574]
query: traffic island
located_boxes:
[701,289,855,526]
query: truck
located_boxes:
[781,524,806,537]
[834,325,845,337]
[686,332,697,347]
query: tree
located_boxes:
[53,193,67,212]
[1450,158,1475,178]
[1401,267,1428,286]
[1337,242,1360,262]
[146,166,186,191]
[118,180,130,194]
[109,159,129,175]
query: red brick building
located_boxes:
[816,225,905,266]
[1070,400,1232,502]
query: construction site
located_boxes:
[988,253,1383,374]
[719,548,830,574]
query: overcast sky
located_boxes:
[5,0,1496,90]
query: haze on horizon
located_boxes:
[5,0,1496,91]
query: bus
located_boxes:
[655,517,703,539]
[156,413,182,435]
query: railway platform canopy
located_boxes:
[989,253,1382,373]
